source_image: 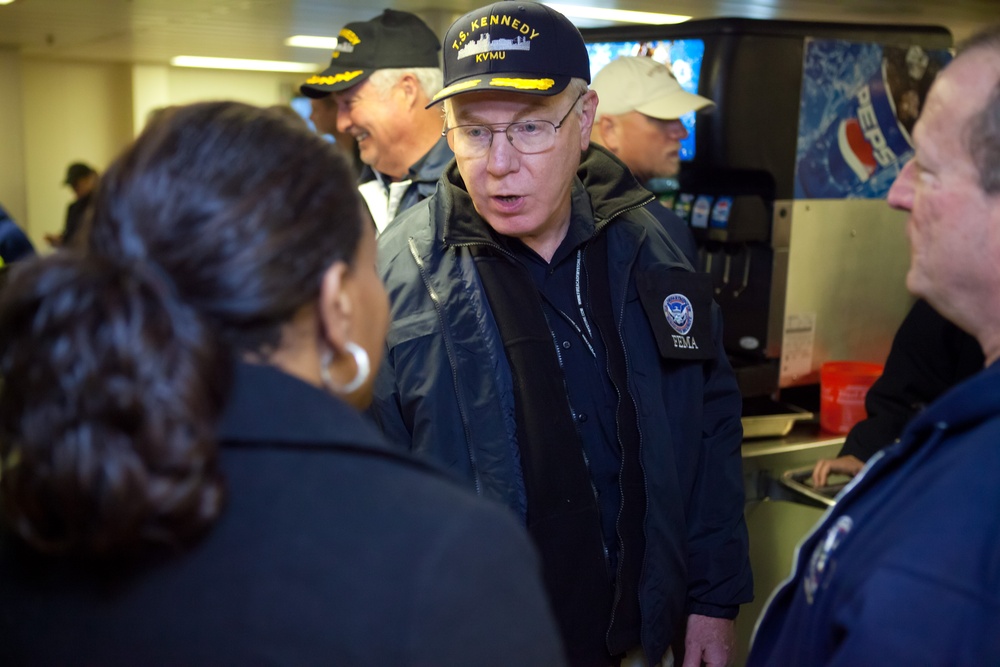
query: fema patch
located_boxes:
[663,293,694,336]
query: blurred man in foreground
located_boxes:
[749,24,1000,666]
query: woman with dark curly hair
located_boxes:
[0,101,564,666]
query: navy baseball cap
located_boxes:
[300,10,441,98]
[429,2,590,105]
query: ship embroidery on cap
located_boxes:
[451,13,541,53]
[459,33,531,60]
[330,28,360,59]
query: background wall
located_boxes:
[20,59,133,247]
[0,48,27,229]
[4,58,306,250]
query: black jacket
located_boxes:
[841,299,983,461]
[0,363,565,666]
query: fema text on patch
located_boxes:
[671,335,699,350]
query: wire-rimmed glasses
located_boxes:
[443,93,584,158]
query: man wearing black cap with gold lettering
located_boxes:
[371,3,752,666]
[300,10,452,234]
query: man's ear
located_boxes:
[580,89,599,150]
[317,261,352,355]
[397,73,421,110]
[596,115,620,153]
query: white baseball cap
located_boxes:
[591,56,715,119]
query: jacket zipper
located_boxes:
[602,204,652,651]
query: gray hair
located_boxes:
[367,68,444,100]
[956,24,1000,194]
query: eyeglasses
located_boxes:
[443,93,584,159]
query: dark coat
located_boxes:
[840,298,983,461]
[0,363,565,666]
[62,192,92,246]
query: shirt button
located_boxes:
[578,413,589,423]
[562,340,571,349]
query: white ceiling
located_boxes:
[0,0,995,68]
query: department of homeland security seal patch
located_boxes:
[663,293,693,336]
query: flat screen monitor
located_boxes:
[585,38,705,161]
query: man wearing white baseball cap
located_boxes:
[590,55,713,266]
[591,56,714,186]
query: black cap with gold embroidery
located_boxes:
[429,2,590,105]
[300,9,440,98]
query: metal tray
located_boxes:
[741,403,814,439]
[778,465,852,508]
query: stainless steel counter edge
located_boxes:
[742,425,846,458]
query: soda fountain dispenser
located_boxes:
[583,18,953,406]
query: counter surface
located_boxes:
[742,421,846,458]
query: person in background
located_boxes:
[748,24,1000,665]
[0,203,36,266]
[0,101,565,666]
[372,4,752,666]
[300,10,452,234]
[811,298,983,487]
[590,56,716,266]
[45,162,98,248]
[304,94,362,173]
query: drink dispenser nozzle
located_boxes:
[732,251,752,298]
[717,252,731,295]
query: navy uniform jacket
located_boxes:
[0,363,565,666]
[749,361,1000,666]
[372,146,752,663]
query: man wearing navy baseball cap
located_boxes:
[371,4,752,666]
[300,10,452,233]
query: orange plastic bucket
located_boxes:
[820,361,884,434]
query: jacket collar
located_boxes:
[577,144,655,228]
[438,144,653,248]
[216,362,387,451]
[359,136,455,188]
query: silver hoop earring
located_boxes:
[320,341,370,395]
